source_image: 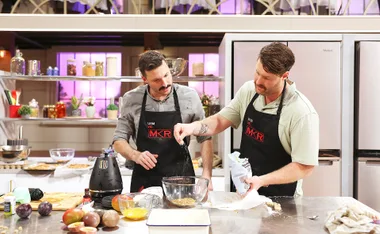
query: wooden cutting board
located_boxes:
[0,192,83,211]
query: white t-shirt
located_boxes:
[219,80,319,196]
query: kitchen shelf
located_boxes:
[0,117,117,126]
[0,75,224,82]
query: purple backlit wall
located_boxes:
[188,53,219,98]
[57,52,122,117]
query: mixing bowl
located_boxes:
[165,58,187,77]
[49,148,75,163]
[162,176,209,208]
[118,193,162,221]
[0,145,31,163]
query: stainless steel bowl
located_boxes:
[0,145,31,163]
[165,58,187,77]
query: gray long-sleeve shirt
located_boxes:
[113,83,211,146]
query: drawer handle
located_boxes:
[319,160,334,166]
[366,161,380,165]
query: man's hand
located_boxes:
[132,151,158,170]
[203,176,213,191]
[244,176,265,192]
[173,123,197,145]
[208,179,213,191]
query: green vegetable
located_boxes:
[29,188,44,201]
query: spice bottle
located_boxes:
[82,188,92,205]
[4,196,16,215]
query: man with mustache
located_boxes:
[113,50,213,192]
[174,42,319,197]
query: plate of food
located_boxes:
[64,163,94,175]
[23,163,57,171]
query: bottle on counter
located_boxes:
[4,196,16,215]
[82,188,92,205]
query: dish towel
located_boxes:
[325,204,380,234]
[204,190,271,210]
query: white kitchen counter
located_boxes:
[0,157,226,195]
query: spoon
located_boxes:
[308,215,319,220]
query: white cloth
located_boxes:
[325,204,380,234]
[203,191,271,210]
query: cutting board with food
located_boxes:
[0,191,83,211]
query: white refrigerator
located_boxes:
[232,41,341,196]
[356,41,380,211]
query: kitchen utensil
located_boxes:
[165,58,187,77]
[11,90,16,103]
[3,90,12,105]
[0,192,83,211]
[0,145,30,163]
[161,176,209,208]
[89,148,123,203]
[49,148,75,163]
[308,215,319,220]
[15,89,21,105]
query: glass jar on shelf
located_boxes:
[28,99,39,118]
[82,61,95,77]
[95,61,104,76]
[42,105,49,118]
[48,105,57,118]
[10,49,25,75]
[67,59,76,76]
[56,102,66,118]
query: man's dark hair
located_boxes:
[138,50,165,77]
[258,42,295,76]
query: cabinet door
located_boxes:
[302,159,341,196]
[288,42,341,149]
[232,42,285,150]
[358,42,380,149]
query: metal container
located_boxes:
[89,149,123,203]
[28,60,40,76]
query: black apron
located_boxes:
[239,81,297,196]
[130,88,195,192]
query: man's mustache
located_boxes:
[159,85,171,91]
